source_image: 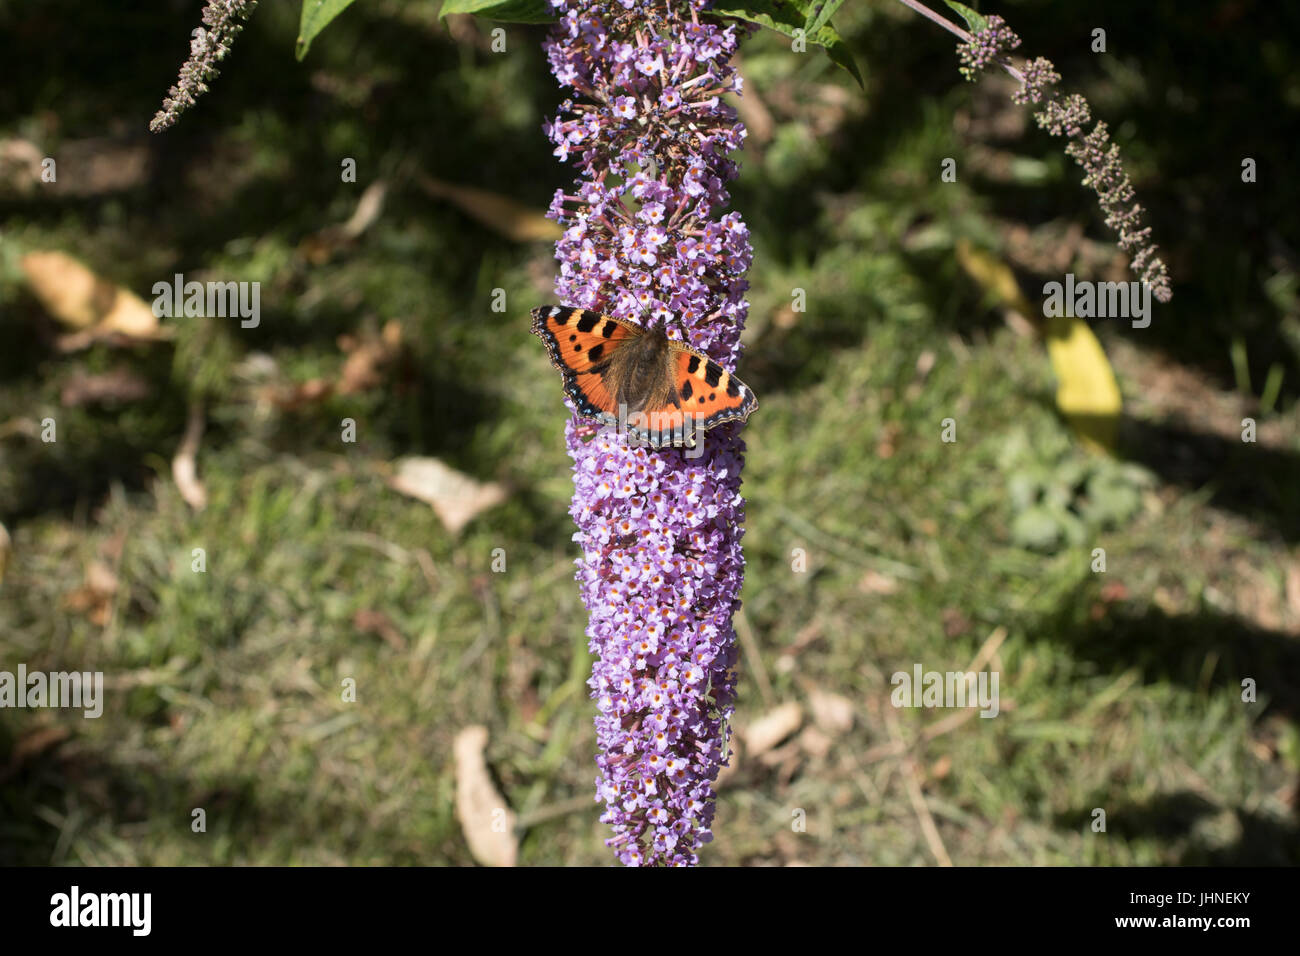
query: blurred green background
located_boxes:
[1,0,1298,865]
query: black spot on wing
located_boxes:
[576,313,600,333]
[686,355,700,375]
[703,362,722,388]
[601,320,618,338]
[726,378,740,397]
[587,343,605,363]
[680,379,693,401]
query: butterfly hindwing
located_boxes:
[663,343,757,432]
[531,306,641,423]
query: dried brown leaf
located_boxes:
[0,521,10,586]
[742,701,803,758]
[806,688,854,734]
[453,725,517,867]
[262,378,335,411]
[60,367,151,407]
[0,725,72,783]
[352,608,407,652]
[63,559,118,626]
[416,174,561,243]
[301,181,389,263]
[389,457,507,535]
[0,138,44,194]
[172,402,208,511]
[21,251,167,341]
[858,569,899,595]
[338,320,402,395]
[797,726,832,759]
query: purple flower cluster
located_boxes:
[1011,56,1061,106]
[957,14,1020,80]
[542,0,752,865]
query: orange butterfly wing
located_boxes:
[652,343,757,436]
[531,306,639,426]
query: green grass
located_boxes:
[1,0,1298,865]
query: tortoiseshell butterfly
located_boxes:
[531,305,757,448]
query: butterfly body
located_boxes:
[531,305,756,448]
[604,323,675,412]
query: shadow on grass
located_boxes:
[0,723,436,866]
[1030,596,1300,864]
[0,348,190,522]
[1054,790,1300,866]
[1119,415,1300,543]
[1040,601,1300,722]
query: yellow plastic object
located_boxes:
[1043,314,1121,453]
[956,239,1120,453]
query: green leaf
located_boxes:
[1080,471,1143,528]
[296,0,358,61]
[714,0,864,89]
[943,1,987,34]
[804,0,845,37]
[437,0,558,24]
[1011,505,1064,552]
[1006,472,1041,512]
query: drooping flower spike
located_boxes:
[954,12,1172,301]
[150,0,260,133]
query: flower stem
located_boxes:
[894,0,1025,84]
